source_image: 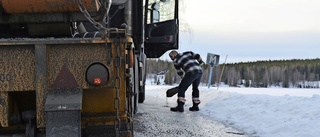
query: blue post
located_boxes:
[208,66,213,88]
[207,62,214,88]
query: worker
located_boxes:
[168,50,204,112]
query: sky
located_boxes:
[165,0,320,63]
[145,82,320,137]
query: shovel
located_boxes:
[166,86,179,97]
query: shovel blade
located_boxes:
[166,86,179,97]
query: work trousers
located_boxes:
[178,73,202,98]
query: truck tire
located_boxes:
[138,85,145,103]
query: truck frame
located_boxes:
[0,0,179,136]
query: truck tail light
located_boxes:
[86,63,109,87]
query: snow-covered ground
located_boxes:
[144,84,320,137]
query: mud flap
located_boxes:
[45,88,83,137]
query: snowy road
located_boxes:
[133,94,248,137]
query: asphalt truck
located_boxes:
[0,0,179,136]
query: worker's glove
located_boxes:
[199,60,205,66]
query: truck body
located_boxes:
[0,0,179,136]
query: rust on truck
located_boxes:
[0,32,131,123]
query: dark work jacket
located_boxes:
[173,51,203,77]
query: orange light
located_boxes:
[93,78,102,86]
[129,50,134,68]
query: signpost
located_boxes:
[206,53,220,88]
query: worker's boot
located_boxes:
[170,99,185,112]
[189,99,200,111]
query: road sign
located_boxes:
[206,53,220,67]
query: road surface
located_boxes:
[133,95,248,137]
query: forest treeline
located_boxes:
[146,58,320,88]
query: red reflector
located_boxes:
[93,78,102,86]
[86,63,109,86]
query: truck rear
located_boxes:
[0,0,179,136]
